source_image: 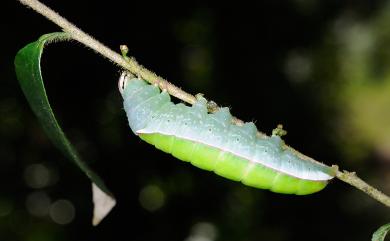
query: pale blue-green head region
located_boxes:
[120,72,335,195]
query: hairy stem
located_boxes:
[17,0,390,208]
[335,170,390,207]
[18,0,196,105]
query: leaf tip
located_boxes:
[92,183,116,226]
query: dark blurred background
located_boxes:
[1,1,390,240]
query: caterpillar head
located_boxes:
[118,71,134,96]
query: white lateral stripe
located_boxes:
[136,129,333,181]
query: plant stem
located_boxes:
[335,169,390,207]
[17,0,197,106]
[17,0,390,208]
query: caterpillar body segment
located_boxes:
[120,73,334,195]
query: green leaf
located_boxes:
[372,223,390,241]
[14,32,113,198]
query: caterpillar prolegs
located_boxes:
[119,72,334,195]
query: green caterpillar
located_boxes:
[119,72,335,195]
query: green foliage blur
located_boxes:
[1,1,390,241]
